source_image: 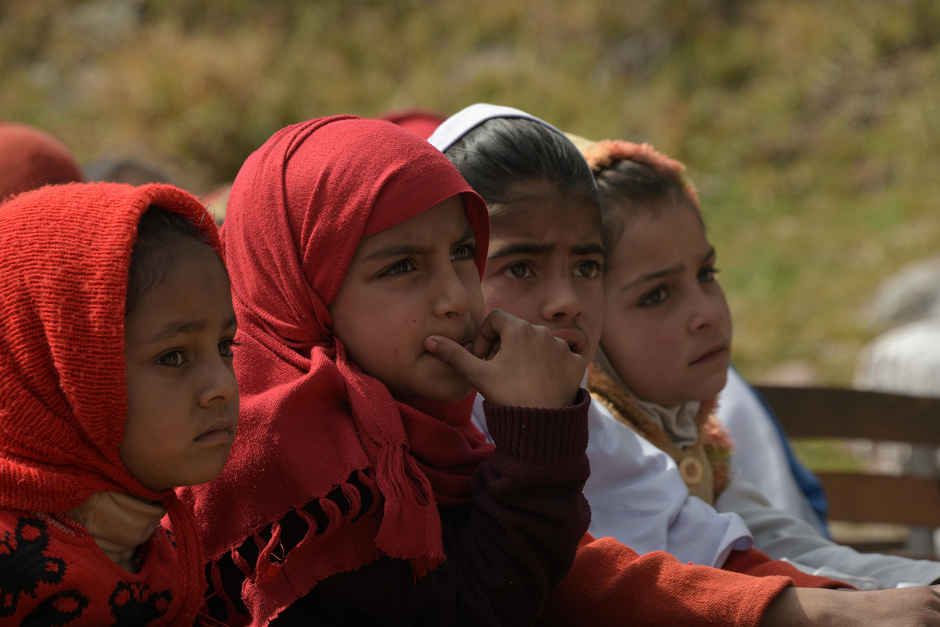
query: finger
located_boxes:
[469,310,516,358]
[425,336,487,383]
[469,326,497,359]
[485,338,500,361]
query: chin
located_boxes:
[417,380,475,402]
[693,372,728,402]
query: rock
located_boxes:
[862,256,940,329]
[854,319,940,398]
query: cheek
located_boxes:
[347,301,421,367]
[461,269,486,325]
[579,282,605,342]
[602,307,682,373]
[481,276,539,323]
[714,288,733,338]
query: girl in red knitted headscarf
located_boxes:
[178,115,592,626]
[0,182,237,626]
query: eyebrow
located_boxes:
[620,246,717,292]
[488,243,554,260]
[148,314,237,344]
[364,225,476,261]
[573,243,605,257]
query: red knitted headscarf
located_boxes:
[0,121,83,201]
[0,182,222,625]
[178,116,494,625]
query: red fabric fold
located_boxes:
[178,116,494,624]
[0,182,221,626]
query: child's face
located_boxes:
[601,202,732,406]
[481,181,604,363]
[329,195,485,401]
[121,249,239,492]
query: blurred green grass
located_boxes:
[5,0,940,396]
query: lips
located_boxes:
[552,327,587,355]
[195,417,235,444]
[689,342,728,367]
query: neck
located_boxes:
[67,491,167,573]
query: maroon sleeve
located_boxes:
[276,389,592,626]
[537,536,793,627]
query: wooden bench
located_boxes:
[754,385,940,555]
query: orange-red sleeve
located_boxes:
[537,536,792,627]
[722,548,850,589]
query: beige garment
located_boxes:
[67,491,167,573]
[589,347,718,504]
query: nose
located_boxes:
[688,286,723,334]
[540,276,583,322]
[432,264,473,320]
[199,353,238,407]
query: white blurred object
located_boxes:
[864,257,940,329]
[854,319,940,558]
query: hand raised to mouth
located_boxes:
[425,309,584,409]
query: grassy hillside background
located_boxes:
[5,0,940,387]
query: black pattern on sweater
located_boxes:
[0,516,70,619]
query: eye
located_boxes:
[156,350,185,367]
[574,260,603,279]
[219,339,238,358]
[502,262,533,279]
[639,286,668,308]
[451,244,475,261]
[381,259,416,278]
[698,267,719,283]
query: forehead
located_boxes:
[353,196,470,256]
[126,253,233,331]
[489,181,601,244]
[611,204,708,273]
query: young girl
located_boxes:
[433,103,940,626]
[178,116,594,626]
[577,135,940,589]
[0,182,237,625]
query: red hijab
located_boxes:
[0,121,83,201]
[0,182,222,625]
[178,116,494,624]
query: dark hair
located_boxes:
[443,118,599,221]
[593,158,700,252]
[125,206,218,315]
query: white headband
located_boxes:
[427,103,565,153]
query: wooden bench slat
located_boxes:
[818,472,940,527]
[754,386,940,446]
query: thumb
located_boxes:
[425,336,487,384]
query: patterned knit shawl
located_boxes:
[0,182,222,625]
[178,116,494,626]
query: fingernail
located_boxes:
[427,339,439,351]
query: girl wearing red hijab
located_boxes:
[178,116,592,626]
[0,183,237,625]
